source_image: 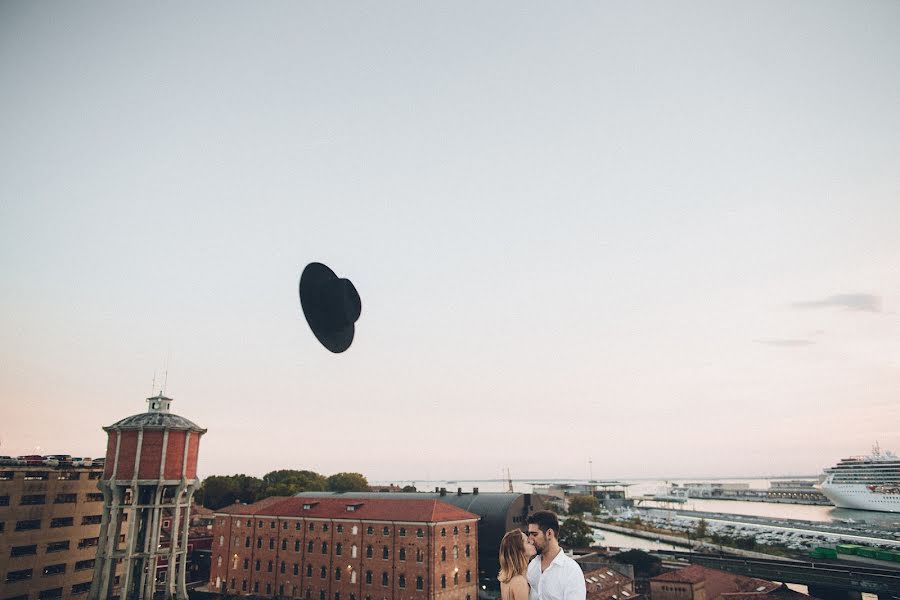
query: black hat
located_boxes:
[299,262,361,353]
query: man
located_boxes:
[526,511,586,600]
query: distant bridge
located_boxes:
[652,551,900,600]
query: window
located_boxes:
[307,564,313,577]
[465,525,470,534]
[352,525,358,535]
[270,538,275,550]
[86,493,103,502]
[245,537,250,548]
[5,569,33,583]
[322,542,328,554]
[465,544,470,557]
[337,524,344,533]
[453,546,459,559]
[441,547,446,561]
[441,575,447,589]
[441,528,446,537]
[247,519,252,527]
[296,522,302,530]
[283,521,289,530]
[383,526,389,535]
[416,549,424,563]
[366,545,373,558]
[281,585,285,596]
[466,570,471,583]
[38,588,63,599]
[0,495,9,506]
[321,566,327,579]
[281,561,286,574]
[399,527,406,537]
[367,526,374,535]
[255,560,261,571]
[259,520,264,528]
[82,515,102,525]
[335,567,342,581]
[454,572,459,585]
[336,543,343,555]
[24,471,49,480]
[282,539,288,550]
[320,592,326,600]
[294,563,300,575]
[351,544,358,558]
[382,546,389,559]
[382,572,389,587]
[21,494,46,505]
[54,493,77,504]
[243,559,249,570]
[295,540,301,552]
[47,541,70,553]
[399,548,406,561]
[242,580,247,591]
[43,564,66,576]
[75,559,95,571]
[399,575,406,589]
[335,594,340,600]
[267,584,272,595]
[77,537,99,549]
[11,545,38,557]
[416,528,424,538]
[254,582,260,593]
[351,570,357,584]
[323,523,329,532]
[72,582,92,595]
[453,526,459,535]
[309,522,315,531]
[366,571,373,584]
[416,577,424,591]
[308,540,314,552]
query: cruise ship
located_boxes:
[820,443,900,512]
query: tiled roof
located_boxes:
[105,411,205,431]
[215,496,479,523]
[652,565,778,600]
[583,566,634,600]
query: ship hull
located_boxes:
[820,483,900,513]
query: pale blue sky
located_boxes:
[1,1,898,481]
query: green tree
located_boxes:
[695,518,708,539]
[401,485,417,493]
[198,474,265,509]
[611,549,663,578]
[327,472,369,492]
[558,517,593,549]
[261,470,327,497]
[567,495,599,514]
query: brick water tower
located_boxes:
[89,393,206,600]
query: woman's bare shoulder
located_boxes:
[509,574,530,600]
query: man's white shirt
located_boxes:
[526,549,586,600]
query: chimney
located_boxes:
[473,487,479,495]
[435,487,440,493]
[440,488,447,497]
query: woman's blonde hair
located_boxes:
[498,529,529,583]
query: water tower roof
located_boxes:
[105,411,205,432]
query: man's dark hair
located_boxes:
[526,510,560,536]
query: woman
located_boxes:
[498,529,536,600]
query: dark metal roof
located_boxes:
[104,412,206,432]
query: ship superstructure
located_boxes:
[820,443,900,513]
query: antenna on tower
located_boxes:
[162,354,169,395]
[151,371,157,396]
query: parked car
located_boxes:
[18,455,45,466]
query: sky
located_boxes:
[1,2,898,483]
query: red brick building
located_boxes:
[650,565,816,600]
[209,497,479,600]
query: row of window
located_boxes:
[2,515,108,533]
[4,560,93,582]
[0,493,104,507]
[228,519,470,538]
[227,537,470,562]
[1,582,94,599]
[224,571,472,595]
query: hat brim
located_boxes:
[299,262,355,354]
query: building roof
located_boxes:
[104,411,205,431]
[583,566,634,600]
[652,565,779,600]
[215,496,479,523]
